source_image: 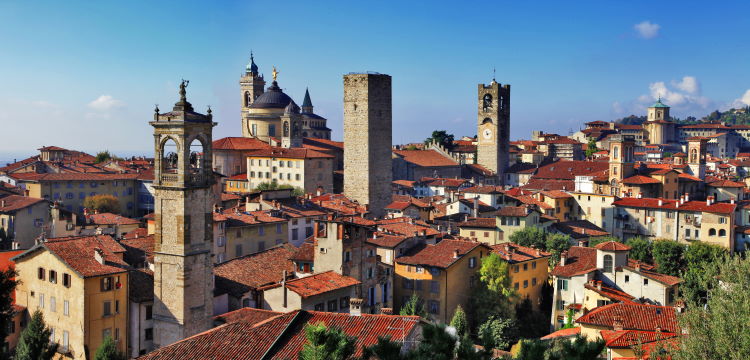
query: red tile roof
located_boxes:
[584,282,635,303]
[492,243,550,263]
[392,179,417,188]
[595,241,631,251]
[290,242,315,262]
[86,212,140,225]
[212,137,272,151]
[613,197,736,214]
[677,173,702,182]
[277,270,360,298]
[458,217,497,229]
[10,172,139,182]
[540,326,580,340]
[707,179,745,188]
[496,206,532,217]
[0,195,47,212]
[14,235,128,278]
[367,233,411,248]
[601,329,678,349]
[393,150,459,167]
[539,190,573,199]
[221,209,287,227]
[622,263,682,286]
[213,307,283,326]
[214,244,296,297]
[533,160,609,180]
[621,175,661,185]
[396,239,489,268]
[121,235,155,266]
[552,220,610,239]
[462,185,504,194]
[302,137,344,150]
[576,303,679,333]
[551,246,597,277]
[139,310,421,360]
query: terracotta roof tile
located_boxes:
[707,179,745,188]
[540,327,580,340]
[86,212,140,225]
[621,175,661,185]
[595,241,631,251]
[551,246,597,277]
[396,239,489,268]
[393,150,459,167]
[552,220,609,239]
[458,217,497,229]
[214,244,296,297]
[584,282,635,303]
[14,235,129,278]
[601,329,678,349]
[496,206,531,217]
[213,307,283,326]
[247,147,334,159]
[121,235,155,266]
[0,195,47,212]
[492,243,550,263]
[290,242,315,262]
[212,137,272,151]
[576,303,679,333]
[613,197,736,214]
[277,270,360,298]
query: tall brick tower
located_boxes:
[240,53,265,137]
[150,81,215,348]
[343,73,392,218]
[476,80,510,184]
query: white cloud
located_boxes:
[730,89,750,108]
[634,21,660,39]
[87,95,124,111]
[614,76,713,117]
[672,76,700,95]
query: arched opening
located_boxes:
[603,255,613,273]
[709,228,716,236]
[189,137,206,175]
[482,118,493,125]
[719,229,726,237]
[613,146,619,160]
[161,138,179,174]
[483,94,492,112]
[283,121,290,137]
[302,131,308,137]
[293,121,300,137]
[244,91,251,107]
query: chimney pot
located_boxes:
[453,250,459,259]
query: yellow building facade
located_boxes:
[492,243,550,310]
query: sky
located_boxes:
[1,0,749,158]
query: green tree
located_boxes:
[651,240,684,276]
[479,253,513,295]
[94,150,113,164]
[449,305,468,338]
[254,180,304,196]
[15,310,57,360]
[0,266,17,358]
[94,335,126,360]
[680,242,727,306]
[514,339,547,360]
[399,294,426,318]
[673,256,750,359]
[545,233,572,267]
[514,298,549,339]
[509,227,547,250]
[360,336,403,360]
[83,194,121,214]
[477,316,517,351]
[470,253,515,329]
[411,323,456,360]
[584,138,599,158]
[298,322,356,360]
[624,236,652,263]
[0,228,7,245]
[587,236,619,248]
[423,130,455,149]
[546,335,605,360]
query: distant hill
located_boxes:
[615,115,647,125]
[614,106,750,126]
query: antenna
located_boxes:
[492,67,496,82]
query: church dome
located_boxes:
[250,81,293,109]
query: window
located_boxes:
[709,228,716,236]
[49,270,57,284]
[101,277,113,291]
[145,328,154,341]
[50,297,56,312]
[643,278,649,285]
[431,280,440,293]
[258,226,265,235]
[719,217,727,224]
[63,273,71,288]
[102,328,112,341]
[103,301,112,317]
[532,278,537,286]
[513,265,519,273]
[532,261,537,270]
[719,229,727,237]
[328,300,338,312]
[415,266,423,273]
[340,297,350,308]
[429,301,440,315]
[276,223,283,234]
[603,255,613,273]
[557,279,568,291]
[38,267,45,280]
[514,282,519,290]
[523,280,528,288]
[62,330,69,351]
[523,263,528,271]
[367,267,374,279]
[314,303,324,311]
[39,293,44,308]
[50,327,55,343]
[415,280,423,290]
[258,241,265,252]
[235,244,243,257]
[115,300,120,314]
[344,251,351,262]
[145,305,153,320]
[64,300,69,316]
[468,257,477,268]
[624,275,630,283]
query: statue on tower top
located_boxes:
[272,66,279,81]
[179,79,189,101]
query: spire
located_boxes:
[301,87,313,113]
[246,51,259,74]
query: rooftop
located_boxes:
[396,239,488,269]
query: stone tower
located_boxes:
[687,137,707,180]
[476,80,511,184]
[240,53,265,136]
[644,99,673,144]
[281,100,302,148]
[150,81,215,348]
[343,73,392,218]
[608,134,635,196]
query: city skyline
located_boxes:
[2,0,749,155]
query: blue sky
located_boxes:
[1,0,749,157]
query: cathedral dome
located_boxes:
[250,81,293,109]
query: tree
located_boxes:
[514,339,547,360]
[15,310,57,360]
[0,266,17,358]
[477,316,517,350]
[0,228,7,244]
[399,294,426,318]
[360,336,403,360]
[94,150,113,164]
[470,253,514,329]
[651,240,684,276]
[514,298,549,339]
[584,138,599,158]
[411,323,456,360]
[94,335,126,360]
[509,227,547,250]
[624,236,652,263]
[83,194,121,214]
[298,322,356,360]
[680,242,727,306]
[424,130,455,149]
[545,233,572,267]
[546,335,605,360]
[673,256,750,359]
[254,180,304,196]
[449,305,468,338]
[587,236,619,248]
[479,253,513,295]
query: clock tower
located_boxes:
[477,80,510,184]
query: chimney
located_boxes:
[380,307,394,315]
[316,186,324,197]
[674,300,686,314]
[453,250,459,259]
[685,193,690,201]
[658,199,663,206]
[282,270,288,308]
[472,196,479,218]
[655,326,662,333]
[613,316,624,331]
[577,240,587,247]
[560,251,568,266]
[0,200,4,208]
[349,298,363,316]
[731,197,736,205]
[596,281,602,291]
[94,248,105,265]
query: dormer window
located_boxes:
[603,254,613,273]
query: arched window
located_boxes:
[719,229,726,237]
[283,121,290,137]
[603,255,613,273]
[161,138,178,174]
[189,138,206,175]
[483,94,492,112]
[244,91,251,107]
[613,146,619,160]
[709,228,716,236]
[482,117,493,124]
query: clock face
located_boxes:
[483,128,493,140]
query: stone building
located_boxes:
[300,89,332,139]
[343,73,392,218]
[149,82,215,348]
[476,80,511,184]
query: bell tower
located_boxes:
[150,80,215,348]
[240,53,265,135]
[687,137,707,180]
[608,134,635,196]
[281,100,303,148]
[476,79,511,184]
